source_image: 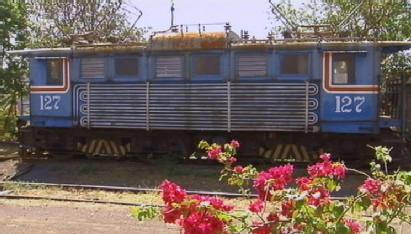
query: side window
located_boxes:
[281,54,309,75]
[194,55,220,76]
[155,56,183,78]
[47,59,63,85]
[332,54,355,85]
[115,58,139,77]
[237,55,267,78]
[80,58,105,79]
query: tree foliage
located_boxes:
[270,0,411,97]
[271,0,411,40]
[27,0,145,47]
[0,0,29,140]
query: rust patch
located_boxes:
[151,32,230,50]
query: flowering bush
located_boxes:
[135,141,411,234]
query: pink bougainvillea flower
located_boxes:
[280,200,295,218]
[233,165,245,174]
[160,180,187,205]
[182,211,225,234]
[248,199,264,213]
[230,140,240,149]
[332,163,347,179]
[266,212,280,223]
[296,177,313,191]
[320,153,331,162]
[254,164,294,200]
[359,178,383,197]
[307,154,346,180]
[163,205,182,223]
[344,219,362,234]
[228,156,237,164]
[252,222,272,234]
[207,147,222,160]
[191,195,234,212]
[307,187,330,207]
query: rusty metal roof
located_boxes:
[7,34,411,56]
[150,31,240,51]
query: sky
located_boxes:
[131,0,297,39]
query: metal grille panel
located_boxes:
[74,82,319,132]
[80,58,105,79]
[155,56,183,78]
[237,55,267,77]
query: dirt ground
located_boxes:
[1,142,410,233]
[0,141,372,196]
[0,199,180,234]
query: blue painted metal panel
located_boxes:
[30,59,48,86]
[30,93,73,128]
[319,46,380,134]
[276,50,312,81]
[110,55,145,82]
[191,51,228,81]
[26,44,408,134]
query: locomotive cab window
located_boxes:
[115,58,139,77]
[46,59,64,85]
[194,55,221,76]
[237,55,267,78]
[155,56,184,78]
[332,54,355,85]
[80,58,105,79]
[281,54,309,75]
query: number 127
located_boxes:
[335,96,365,113]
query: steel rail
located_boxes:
[0,181,258,198]
[0,181,351,201]
[0,193,163,207]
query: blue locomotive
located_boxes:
[10,27,411,162]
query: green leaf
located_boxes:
[198,140,209,150]
[216,212,232,223]
[332,204,345,218]
[131,206,160,221]
[335,223,350,234]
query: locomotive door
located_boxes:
[320,51,380,134]
[30,57,72,127]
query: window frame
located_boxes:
[192,53,223,80]
[278,52,310,77]
[331,53,356,85]
[46,59,64,86]
[113,56,140,79]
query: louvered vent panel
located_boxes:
[81,58,105,79]
[74,82,319,132]
[238,55,267,77]
[156,56,183,78]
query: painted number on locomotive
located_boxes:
[40,95,61,111]
[335,96,365,113]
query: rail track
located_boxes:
[0,181,257,198]
[0,181,350,208]
[0,181,256,208]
